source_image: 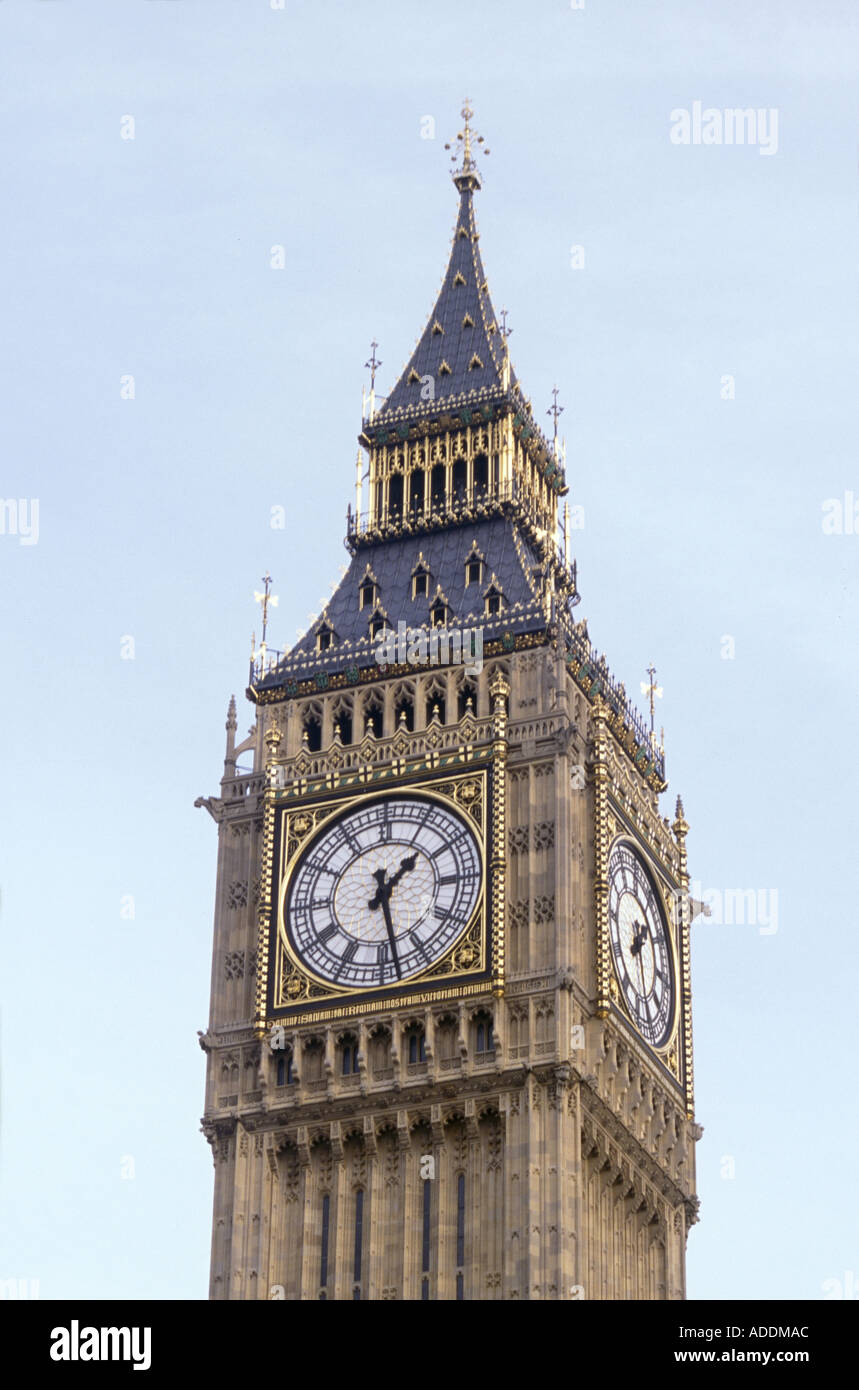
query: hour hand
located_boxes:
[630,920,648,956]
[368,867,389,911]
[387,853,418,894]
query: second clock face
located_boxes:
[608,841,676,1049]
[284,794,483,989]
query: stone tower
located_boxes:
[197,106,701,1301]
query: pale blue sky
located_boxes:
[1,0,856,1300]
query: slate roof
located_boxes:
[257,516,549,688]
[376,185,518,419]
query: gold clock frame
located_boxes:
[275,775,488,1003]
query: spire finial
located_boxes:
[445,99,489,192]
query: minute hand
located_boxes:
[368,868,404,980]
[378,894,402,980]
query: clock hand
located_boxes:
[630,919,650,960]
[637,951,647,1014]
[386,852,418,895]
[367,854,417,917]
[367,868,402,979]
[367,866,390,910]
[378,894,402,979]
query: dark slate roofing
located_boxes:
[258,516,548,688]
[377,187,517,419]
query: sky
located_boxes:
[1,0,857,1302]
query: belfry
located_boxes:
[197,104,701,1301]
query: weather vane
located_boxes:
[499,307,512,340]
[363,340,382,425]
[364,340,382,391]
[640,663,663,738]
[253,572,278,647]
[547,386,564,449]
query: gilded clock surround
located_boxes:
[606,836,681,1060]
[272,775,490,1010]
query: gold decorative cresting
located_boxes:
[488,670,509,995]
[253,719,281,1039]
[672,795,695,1118]
[592,696,611,1017]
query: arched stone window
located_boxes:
[301,702,323,753]
[457,676,478,720]
[452,457,467,505]
[424,676,446,727]
[339,1033,360,1076]
[435,1015,458,1062]
[362,691,383,738]
[405,1025,427,1066]
[302,1037,326,1083]
[430,463,446,512]
[368,1026,392,1079]
[472,1009,494,1059]
[332,696,353,745]
[472,452,489,498]
[388,472,403,519]
[409,469,426,518]
[393,681,416,732]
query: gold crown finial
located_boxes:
[444,98,489,192]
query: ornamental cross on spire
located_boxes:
[445,99,490,189]
[253,572,279,646]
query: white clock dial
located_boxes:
[608,841,676,1049]
[284,794,482,989]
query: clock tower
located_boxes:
[197,106,701,1301]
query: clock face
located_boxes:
[608,841,676,1049]
[283,794,483,990]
